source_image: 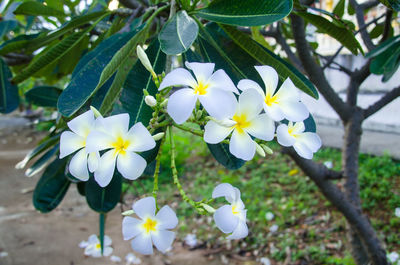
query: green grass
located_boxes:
[123,128,400,264]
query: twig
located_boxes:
[363,86,400,119]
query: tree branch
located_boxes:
[364,86,400,119]
[350,0,376,51]
[380,9,393,43]
[275,24,304,71]
[290,14,350,121]
[347,60,371,106]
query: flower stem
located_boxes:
[152,135,166,206]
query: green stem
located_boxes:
[152,135,166,205]
[99,213,105,255]
[173,122,204,137]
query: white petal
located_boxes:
[91,248,102,258]
[237,79,265,97]
[133,197,156,219]
[86,131,114,153]
[88,234,99,244]
[152,230,175,253]
[126,122,156,152]
[159,68,197,90]
[204,120,234,144]
[69,148,89,181]
[207,69,238,94]
[104,235,112,246]
[94,150,117,187]
[156,205,178,230]
[237,89,263,120]
[167,88,197,124]
[117,152,147,180]
[254,66,279,95]
[79,240,88,248]
[98,113,130,138]
[264,103,285,121]
[292,121,305,134]
[199,89,237,120]
[227,221,248,240]
[276,124,296,147]
[229,130,256,161]
[88,151,100,172]
[185,62,214,83]
[84,245,95,256]
[103,246,113,257]
[245,113,275,141]
[123,217,143,240]
[130,233,153,255]
[59,131,85,158]
[297,132,322,152]
[212,183,236,203]
[67,110,95,137]
[214,205,239,233]
[275,78,300,101]
[280,100,309,122]
[293,141,313,159]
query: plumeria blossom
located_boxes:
[237,65,309,122]
[59,109,100,181]
[122,197,178,255]
[159,62,238,124]
[86,114,155,187]
[204,89,275,161]
[212,183,248,240]
[125,253,142,264]
[83,234,113,258]
[276,121,322,159]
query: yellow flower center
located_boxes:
[287,126,298,138]
[232,205,239,215]
[112,136,130,155]
[194,81,209,95]
[265,93,278,106]
[95,243,101,249]
[142,218,158,234]
[233,114,251,134]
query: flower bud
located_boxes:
[108,0,119,10]
[145,95,157,107]
[201,203,216,214]
[261,144,273,155]
[90,106,103,118]
[161,99,168,107]
[122,209,135,216]
[137,46,157,79]
[255,143,266,157]
[195,110,203,120]
[210,117,236,128]
[152,132,165,141]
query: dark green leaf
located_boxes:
[159,11,199,55]
[333,0,345,18]
[195,0,293,26]
[207,143,245,170]
[0,20,18,38]
[295,11,363,55]
[0,58,19,114]
[14,1,66,17]
[25,144,59,177]
[85,173,122,213]
[25,86,61,108]
[366,35,400,58]
[58,29,141,117]
[77,182,86,196]
[33,158,71,213]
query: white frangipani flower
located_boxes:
[83,234,113,258]
[395,207,400,218]
[184,233,197,248]
[59,110,100,181]
[125,253,142,264]
[238,66,309,122]
[276,121,322,159]
[122,197,178,255]
[260,257,271,265]
[212,183,248,240]
[110,255,122,263]
[265,212,274,221]
[86,114,155,187]
[388,252,399,263]
[204,89,275,161]
[159,62,238,124]
[269,224,279,233]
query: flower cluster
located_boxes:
[160,63,321,160]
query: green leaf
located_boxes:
[366,35,400,58]
[0,58,19,114]
[369,44,400,80]
[295,11,363,55]
[377,0,400,11]
[195,0,293,26]
[207,143,245,170]
[25,144,59,177]
[85,173,122,213]
[77,182,86,196]
[113,39,166,163]
[333,0,345,18]
[33,158,71,213]
[25,86,61,108]
[0,20,18,38]
[159,11,199,55]
[58,29,141,117]
[14,1,66,17]
[218,24,319,98]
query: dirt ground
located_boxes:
[0,118,226,265]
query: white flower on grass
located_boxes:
[260,257,271,265]
[184,233,197,248]
[59,110,100,181]
[388,252,399,263]
[122,197,178,255]
[204,89,275,161]
[110,255,122,263]
[265,212,274,221]
[276,121,322,159]
[212,183,248,240]
[395,207,400,218]
[159,62,238,124]
[86,114,155,187]
[238,66,309,122]
[83,234,113,258]
[269,224,279,233]
[125,253,142,264]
